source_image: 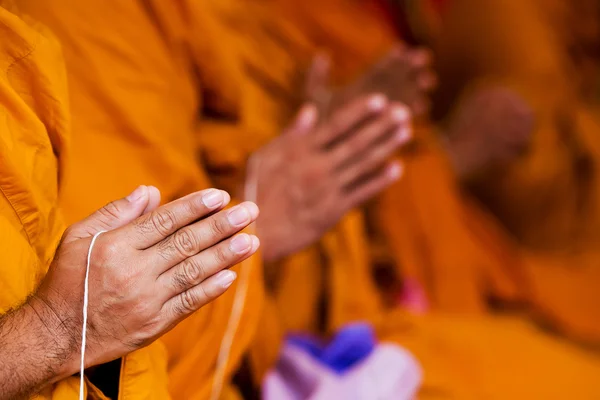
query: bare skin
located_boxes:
[307,46,437,120]
[254,47,431,263]
[443,86,535,180]
[253,96,411,263]
[0,186,259,399]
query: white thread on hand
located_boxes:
[210,155,260,400]
[80,230,106,400]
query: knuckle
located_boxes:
[172,270,189,292]
[213,245,229,265]
[186,195,206,216]
[178,290,199,314]
[96,240,120,265]
[132,215,154,235]
[181,258,207,287]
[99,201,121,220]
[151,209,177,236]
[156,239,175,262]
[173,229,198,257]
[209,216,227,237]
[171,302,185,317]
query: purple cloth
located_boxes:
[286,323,376,374]
[263,341,422,400]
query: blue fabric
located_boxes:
[287,322,376,374]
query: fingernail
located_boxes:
[230,233,252,253]
[391,106,410,122]
[251,235,260,250]
[244,202,259,219]
[215,270,237,289]
[202,189,224,208]
[126,185,147,202]
[368,94,387,110]
[292,106,317,135]
[388,162,404,181]
[396,127,412,143]
[299,105,318,129]
[228,206,250,226]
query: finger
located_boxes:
[336,120,411,189]
[305,53,331,102]
[122,189,230,249]
[148,201,259,270]
[158,233,260,300]
[286,104,318,137]
[143,185,162,215]
[164,269,238,321]
[342,162,404,211]
[370,44,406,73]
[315,94,388,148]
[64,185,154,243]
[408,48,433,69]
[417,71,438,91]
[330,104,411,168]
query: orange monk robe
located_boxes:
[0,4,170,399]
[208,0,600,397]
[19,1,272,398]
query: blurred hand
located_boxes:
[307,46,437,119]
[252,95,411,263]
[444,86,535,179]
[32,186,260,372]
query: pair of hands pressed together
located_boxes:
[1,186,258,398]
[254,46,435,262]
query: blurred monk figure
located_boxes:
[385,0,600,343]
[202,0,600,397]
[20,0,416,398]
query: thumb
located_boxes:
[305,52,331,103]
[64,185,161,242]
[285,104,317,137]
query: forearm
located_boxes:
[0,296,78,399]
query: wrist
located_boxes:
[0,296,79,398]
[26,295,80,380]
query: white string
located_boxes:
[79,230,106,400]
[210,155,260,400]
